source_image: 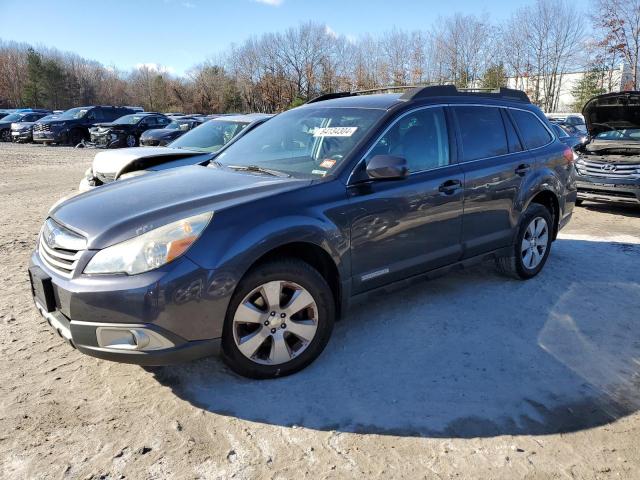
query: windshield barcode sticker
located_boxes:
[313,127,358,137]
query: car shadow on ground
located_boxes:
[150,238,640,438]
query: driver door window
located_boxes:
[365,107,450,173]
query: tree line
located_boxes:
[0,0,638,114]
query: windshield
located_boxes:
[215,108,384,177]
[57,107,88,120]
[2,113,23,122]
[170,119,250,152]
[594,128,640,141]
[113,114,145,125]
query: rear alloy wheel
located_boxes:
[496,203,553,279]
[222,259,334,378]
[126,134,137,147]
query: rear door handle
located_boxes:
[515,164,531,176]
[438,179,462,195]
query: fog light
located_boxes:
[96,327,174,351]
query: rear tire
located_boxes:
[496,203,553,280]
[222,259,335,379]
[575,198,584,206]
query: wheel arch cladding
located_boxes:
[241,241,342,318]
[528,190,560,239]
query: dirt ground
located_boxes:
[1,142,639,480]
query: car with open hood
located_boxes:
[79,113,272,191]
[575,91,640,205]
[30,85,575,379]
[89,113,171,148]
[139,116,204,146]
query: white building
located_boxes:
[506,63,634,113]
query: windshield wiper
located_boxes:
[225,165,290,177]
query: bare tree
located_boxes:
[592,0,640,89]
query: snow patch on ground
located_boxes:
[155,235,640,437]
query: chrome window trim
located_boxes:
[347,104,451,184]
[348,103,557,184]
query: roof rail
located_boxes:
[401,85,530,103]
[306,86,420,104]
[306,92,355,104]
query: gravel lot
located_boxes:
[1,142,639,479]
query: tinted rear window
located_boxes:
[454,106,508,161]
[510,110,553,149]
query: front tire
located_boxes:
[125,134,137,148]
[68,129,84,146]
[496,203,553,280]
[0,129,10,142]
[222,259,335,379]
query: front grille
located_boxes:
[38,219,86,278]
[95,172,116,183]
[577,158,640,178]
[33,123,50,133]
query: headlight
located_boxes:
[84,212,213,275]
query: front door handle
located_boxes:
[438,179,462,195]
[515,163,531,176]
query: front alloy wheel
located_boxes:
[126,134,137,147]
[222,259,334,378]
[233,281,318,365]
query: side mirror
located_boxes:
[366,155,408,180]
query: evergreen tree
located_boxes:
[22,48,44,107]
[571,69,605,112]
[481,63,507,89]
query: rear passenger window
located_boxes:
[366,107,450,173]
[454,106,508,161]
[510,110,552,149]
[501,109,523,153]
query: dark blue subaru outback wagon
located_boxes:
[30,86,577,378]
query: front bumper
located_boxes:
[90,131,124,148]
[576,175,640,204]
[11,130,32,142]
[33,129,64,143]
[29,248,229,366]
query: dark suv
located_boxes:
[29,86,576,378]
[575,92,640,205]
[32,106,138,145]
[89,112,171,148]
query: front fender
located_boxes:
[188,213,348,283]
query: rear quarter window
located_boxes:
[510,110,553,149]
[454,106,509,161]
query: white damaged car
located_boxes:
[79,113,272,191]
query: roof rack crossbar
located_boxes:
[400,85,530,103]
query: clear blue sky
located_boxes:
[1,0,540,75]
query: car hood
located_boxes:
[93,146,208,177]
[583,91,640,136]
[11,121,35,128]
[52,165,310,249]
[93,122,132,130]
[141,128,178,139]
